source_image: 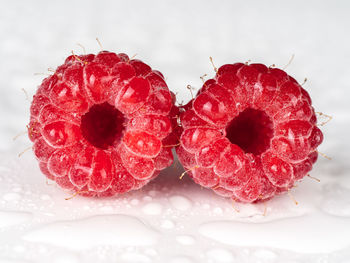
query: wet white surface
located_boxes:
[1,0,350,262]
[0,211,32,228]
[198,211,350,253]
[22,215,160,249]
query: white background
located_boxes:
[0,0,349,262]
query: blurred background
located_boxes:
[1,0,349,157]
[0,0,349,262]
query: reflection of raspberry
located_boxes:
[177,63,323,203]
[28,51,174,197]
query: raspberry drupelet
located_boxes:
[176,63,323,203]
[28,51,175,197]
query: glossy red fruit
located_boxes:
[28,51,174,197]
[177,63,323,203]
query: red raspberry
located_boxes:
[177,63,323,203]
[28,51,174,197]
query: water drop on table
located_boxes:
[120,252,152,262]
[175,235,195,245]
[206,248,234,263]
[3,192,21,202]
[142,202,163,215]
[213,207,223,214]
[0,259,30,263]
[321,183,350,217]
[144,248,158,257]
[52,251,80,263]
[160,219,175,229]
[40,194,51,201]
[169,195,192,211]
[252,248,278,261]
[22,214,159,249]
[130,199,140,206]
[99,205,113,212]
[198,212,350,253]
[0,210,32,228]
[143,196,152,202]
[169,256,194,263]
[202,203,210,209]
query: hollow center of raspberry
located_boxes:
[225,108,274,155]
[81,102,125,149]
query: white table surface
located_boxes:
[0,0,349,262]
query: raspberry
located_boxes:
[28,51,174,197]
[177,63,323,203]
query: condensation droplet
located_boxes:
[321,183,350,217]
[206,248,234,263]
[130,199,140,206]
[12,187,23,193]
[0,211,32,228]
[169,195,192,211]
[175,235,195,245]
[99,205,114,212]
[143,196,153,202]
[202,203,210,209]
[3,192,21,201]
[253,248,278,260]
[142,202,163,215]
[22,215,159,249]
[213,207,223,214]
[40,194,51,201]
[144,248,158,257]
[12,245,26,253]
[170,256,194,263]
[52,251,80,263]
[148,190,159,197]
[120,252,152,263]
[160,219,175,229]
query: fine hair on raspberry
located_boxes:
[28,51,175,197]
[176,62,323,203]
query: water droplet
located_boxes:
[38,245,49,254]
[0,259,30,263]
[3,192,21,201]
[213,207,223,214]
[170,256,194,263]
[321,183,350,217]
[52,251,80,263]
[169,195,192,211]
[12,187,23,193]
[12,245,26,253]
[40,194,51,201]
[120,253,152,262]
[142,202,163,215]
[99,205,113,212]
[143,196,152,202]
[0,211,32,228]
[130,199,140,206]
[144,248,158,257]
[148,190,159,197]
[206,248,234,263]
[202,203,210,209]
[198,212,350,253]
[83,205,91,210]
[160,219,175,229]
[22,215,159,249]
[40,212,55,217]
[253,248,278,260]
[175,235,195,245]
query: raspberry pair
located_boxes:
[28,51,323,202]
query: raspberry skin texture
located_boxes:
[28,51,174,197]
[177,63,323,203]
